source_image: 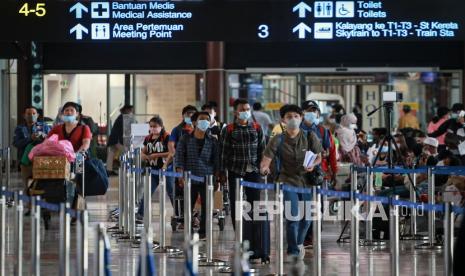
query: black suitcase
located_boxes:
[243,214,271,263]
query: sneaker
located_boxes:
[135,213,144,222]
[298,245,305,260]
[285,254,299,263]
[303,238,313,248]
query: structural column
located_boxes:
[206,41,225,121]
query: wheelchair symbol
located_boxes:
[335,1,354,18]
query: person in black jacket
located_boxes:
[106,105,134,175]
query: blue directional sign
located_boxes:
[0,0,464,42]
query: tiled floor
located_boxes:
[2,173,446,275]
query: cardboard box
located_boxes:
[33,156,70,180]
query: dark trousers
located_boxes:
[228,171,261,231]
[191,183,206,235]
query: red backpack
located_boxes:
[226,122,261,134]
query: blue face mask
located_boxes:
[451,113,459,119]
[197,120,210,132]
[63,115,76,123]
[238,111,251,121]
[184,117,192,125]
[304,112,317,124]
[381,146,389,153]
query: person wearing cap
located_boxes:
[398,104,420,130]
[301,100,338,247]
[48,101,92,153]
[106,104,134,175]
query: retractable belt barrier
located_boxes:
[231,165,465,276]
[0,187,109,276]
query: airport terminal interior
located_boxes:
[1,0,465,275]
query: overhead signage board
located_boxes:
[0,0,464,42]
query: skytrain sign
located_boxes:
[0,0,464,42]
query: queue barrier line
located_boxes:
[240,181,275,190]
[280,184,312,194]
[355,193,390,204]
[0,190,82,214]
[190,175,205,183]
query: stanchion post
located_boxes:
[276,182,284,276]
[14,191,24,276]
[135,148,142,205]
[235,178,243,244]
[31,196,41,276]
[118,155,125,232]
[144,167,152,242]
[313,186,322,276]
[0,148,3,187]
[206,175,214,262]
[184,171,192,241]
[159,169,166,248]
[129,165,136,240]
[77,210,89,276]
[365,166,373,242]
[124,155,131,235]
[0,187,5,275]
[428,167,435,245]
[95,224,105,276]
[411,171,417,237]
[59,203,71,276]
[390,195,400,276]
[444,202,454,276]
[350,165,359,276]
[6,147,10,191]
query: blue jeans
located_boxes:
[283,190,312,255]
[137,171,175,216]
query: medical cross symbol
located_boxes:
[94,3,107,17]
[91,2,110,19]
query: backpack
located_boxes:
[226,121,261,134]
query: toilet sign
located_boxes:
[1,0,464,42]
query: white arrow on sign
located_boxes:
[292,22,311,39]
[292,2,312,18]
[70,24,88,40]
[69,2,88,19]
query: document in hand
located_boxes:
[303,151,317,168]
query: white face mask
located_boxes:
[349,123,358,130]
[286,118,302,130]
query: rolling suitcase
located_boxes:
[242,176,270,264]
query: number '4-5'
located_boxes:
[19,3,46,17]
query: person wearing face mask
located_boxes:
[136,116,173,220]
[335,113,364,165]
[106,104,134,175]
[14,106,51,191]
[300,100,338,247]
[201,103,225,138]
[252,102,274,141]
[166,105,198,168]
[48,102,92,153]
[260,104,322,261]
[219,98,265,234]
[176,112,219,240]
[427,106,450,151]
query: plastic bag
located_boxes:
[28,134,76,162]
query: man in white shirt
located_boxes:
[252,102,274,140]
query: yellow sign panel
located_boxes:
[265,102,284,111]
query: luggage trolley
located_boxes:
[28,153,86,229]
